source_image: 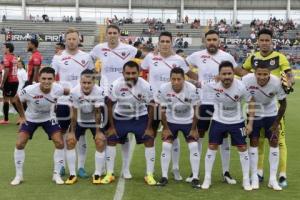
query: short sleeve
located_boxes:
[18,87,30,102]
[178,57,189,73]
[228,54,238,68]
[140,53,152,70]
[70,91,79,108]
[94,88,106,108]
[242,55,253,71]
[156,86,167,106]
[241,83,252,102]
[185,53,196,67]
[32,55,42,66]
[279,54,291,72]
[51,56,59,74]
[275,80,287,100]
[87,55,95,70]
[3,57,11,68]
[191,87,201,106]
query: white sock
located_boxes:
[172,138,180,170]
[188,142,200,179]
[249,147,258,178]
[220,137,230,174]
[54,149,64,174]
[66,149,76,176]
[76,135,87,169]
[95,150,105,175]
[62,134,67,167]
[197,138,203,157]
[204,149,217,179]
[14,148,25,177]
[145,146,155,175]
[239,150,250,180]
[121,140,131,173]
[161,142,172,178]
[269,147,279,181]
[106,146,116,174]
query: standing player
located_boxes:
[27,39,43,85]
[235,29,294,187]
[65,69,106,184]
[185,30,238,183]
[201,61,255,191]
[51,27,94,179]
[156,67,201,188]
[90,24,138,179]
[11,67,68,185]
[0,43,19,124]
[101,61,156,185]
[141,31,197,181]
[242,65,287,190]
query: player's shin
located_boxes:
[161,142,172,178]
[188,142,200,179]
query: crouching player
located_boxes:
[101,61,156,185]
[11,67,69,185]
[65,69,106,184]
[156,67,201,188]
[242,65,287,190]
[202,61,255,191]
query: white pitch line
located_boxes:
[113,134,136,200]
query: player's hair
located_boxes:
[106,24,120,33]
[3,42,14,53]
[39,67,55,76]
[176,49,184,54]
[133,41,142,48]
[159,31,173,41]
[29,38,39,48]
[17,57,26,69]
[219,61,234,72]
[205,30,219,38]
[81,69,95,80]
[258,29,273,38]
[56,42,65,49]
[123,60,140,72]
[170,67,185,77]
[65,27,80,36]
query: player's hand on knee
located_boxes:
[162,128,172,140]
[96,131,106,141]
[107,127,117,137]
[144,127,154,138]
[19,117,27,127]
[189,129,199,140]
[245,123,253,136]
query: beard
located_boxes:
[27,47,33,52]
[125,78,138,87]
[207,45,218,54]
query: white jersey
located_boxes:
[70,84,106,123]
[51,50,94,105]
[109,77,153,118]
[19,83,64,123]
[203,79,252,124]
[141,53,189,95]
[17,68,27,93]
[242,73,286,117]
[157,81,199,124]
[90,42,137,91]
[186,49,237,104]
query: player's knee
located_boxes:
[54,140,64,149]
[66,137,76,149]
[237,145,247,152]
[250,138,259,147]
[198,130,205,138]
[16,141,26,150]
[144,138,154,147]
[208,144,218,150]
[95,138,105,152]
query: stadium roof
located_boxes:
[0,0,299,10]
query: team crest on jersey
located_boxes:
[81,60,86,64]
[120,88,129,92]
[172,64,177,68]
[269,92,274,97]
[154,62,158,66]
[234,95,239,100]
[270,59,275,66]
[122,52,126,56]
[184,98,191,103]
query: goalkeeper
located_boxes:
[235,28,295,188]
